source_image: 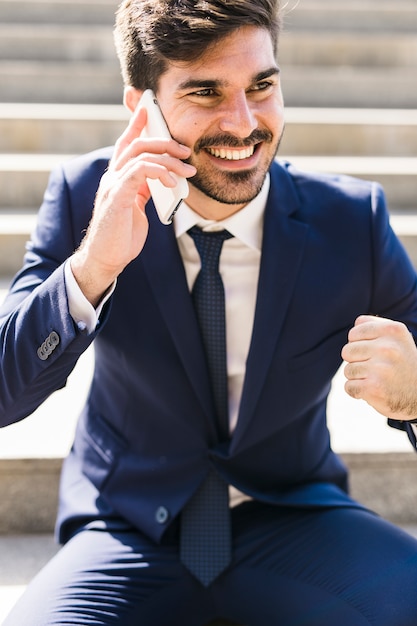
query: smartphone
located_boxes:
[138,89,189,225]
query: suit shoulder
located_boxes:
[59,146,114,189]
[271,158,378,202]
[267,159,388,229]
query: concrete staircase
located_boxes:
[1,0,417,621]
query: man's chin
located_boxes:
[189,170,266,206]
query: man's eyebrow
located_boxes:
[255,67,280,82]
[177,78,223,91]
[177,67,280,92]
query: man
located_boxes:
[2,0,417,624]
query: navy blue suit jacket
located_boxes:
[1,149,417,544]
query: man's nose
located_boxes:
[218,93,258,138]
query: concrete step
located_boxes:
[283,0,417,33]
[0,0,118,25]
[281,108,417,157]
[388,215,417,272]
[0,24,118,63]
[0,61,123,104]
[280,32,417,68]
[282,66,417,109]
[0,154,73,210]
[0,534,60,625]
[0,211,37,276]
[2,0,416,31]
[2,105,417,157]
[0,103,128,154]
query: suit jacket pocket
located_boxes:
[74,411,128,491]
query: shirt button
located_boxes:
[155,506,169,524]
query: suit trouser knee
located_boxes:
[4,505,417,625]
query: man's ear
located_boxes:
[123,86,143,113]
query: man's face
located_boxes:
[155,26,285,220]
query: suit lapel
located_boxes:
[140,204,217,435]
[231,162,310,451]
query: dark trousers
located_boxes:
[5,501,417,625]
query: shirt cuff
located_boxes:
[64,259,116,333]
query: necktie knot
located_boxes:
[188,226,233,274]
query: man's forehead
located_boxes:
[161,26,277,87]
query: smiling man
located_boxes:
[2,1,417,625]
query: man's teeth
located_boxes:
[207,146,255,160]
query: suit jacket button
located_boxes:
[155,506,169,524]
[48,331,60,347]
[37,331,60,360]
[37,346,48,360]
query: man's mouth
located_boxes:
[206,145,256,161]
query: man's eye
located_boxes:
[192,88,215,97]
[252,81,273,92]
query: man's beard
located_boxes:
[190,167,267,205]
[187,128,282,205]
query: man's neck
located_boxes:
[185,185,248,221]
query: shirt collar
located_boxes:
[173,173,269,253]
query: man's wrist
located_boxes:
[70,251,116,308]
[65,259,116,333]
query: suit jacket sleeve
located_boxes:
[0,151,109,427]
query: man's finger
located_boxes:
[344,361,367,381]
[344,379,365,400]
[354,314,379,327]
[341,339,370,363]
[114,106,148,160]
[347,315,388,342]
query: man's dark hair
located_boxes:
[114,0,281,92]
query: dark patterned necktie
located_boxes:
[180,226,233,587]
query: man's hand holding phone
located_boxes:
[138,89,190,224]
[70,92,196,307]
